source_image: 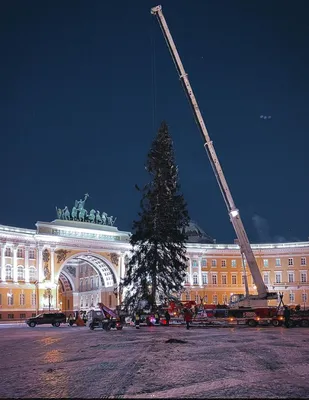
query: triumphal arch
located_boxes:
[0,195,131,318]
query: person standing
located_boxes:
[165,310,171,326]
[283,306,291,328]
[135,312,140,329]
[184,308,192,330]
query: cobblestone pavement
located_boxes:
[1,324,309,398]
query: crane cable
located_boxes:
[151,16,157,134]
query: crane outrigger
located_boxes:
[151,5,277,307]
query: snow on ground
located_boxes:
[0,324,309,398]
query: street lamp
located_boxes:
[46,287,52,312]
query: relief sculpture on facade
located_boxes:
[42,248,51,281]
[55,249,70,264]
[109,253,119,266]
[55,193,117,226]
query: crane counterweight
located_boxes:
[151,5,277,307]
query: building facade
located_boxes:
[0,213,308,320]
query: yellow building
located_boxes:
[0,213,308,320]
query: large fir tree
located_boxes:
[120,122,190,311]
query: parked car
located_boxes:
[26,313,66,328]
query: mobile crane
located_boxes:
[151,5,278,307]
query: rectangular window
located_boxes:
[263,274,269,284]
[221,260,226,268]
[7,294,14,306]
[301,257,306,266]
[212,295,218,305]
[241,275,246,285]
[8,314,14,319]
[185,292,190,301]
[192,259,198,267]
[31,293,36,307]
[0,293,1,305]
[201,258,207,267]
[289,292,295,303]
[5,248,12,257]
[275,258,281,267]
[302,293,307,303]
[288,273,294,283]
[29,249,35,259]
[222,294,228,304]
[301,272,307,283]
[232,275,237,285]
[231,260,236,267]
[20,313,26,319]
[32,313,36,317]
[19,294,25,306]
[221,275,227,285]
[202,273,207,285]
[211,259,217,267]
[17,249,23,258]
[193,274,198,285]
[288,258,293,266]
[263,259,269,267]
[195,295,199,303]
[275,273,282,284]
[212,274,217,285]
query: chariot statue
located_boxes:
[55,193,117,226]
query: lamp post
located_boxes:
[34,280,39,315]
[46,286,52,312]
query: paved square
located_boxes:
[1,324,309,398]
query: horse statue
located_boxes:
[107,216,117,226]
[88,209,96,223]
[71,206,78,221]
[56,207,62,219]
[95,210,102,224]
[62,206,70,220]
[79,208,87,222]
[101,212,107,225]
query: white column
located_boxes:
[13,246,18,282]
[120,252,126,280]
[73,292,79,311]
[189,257,193,285]
[1,244,6,282]
[37,246,44,282]
[25,247,30,283]
[50,247,55,284]
[198,258,203,286]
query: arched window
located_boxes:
[17,266,25,281]
[5,265,13,280]
[29,267,36,281]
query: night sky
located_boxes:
[1,0,308,243]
